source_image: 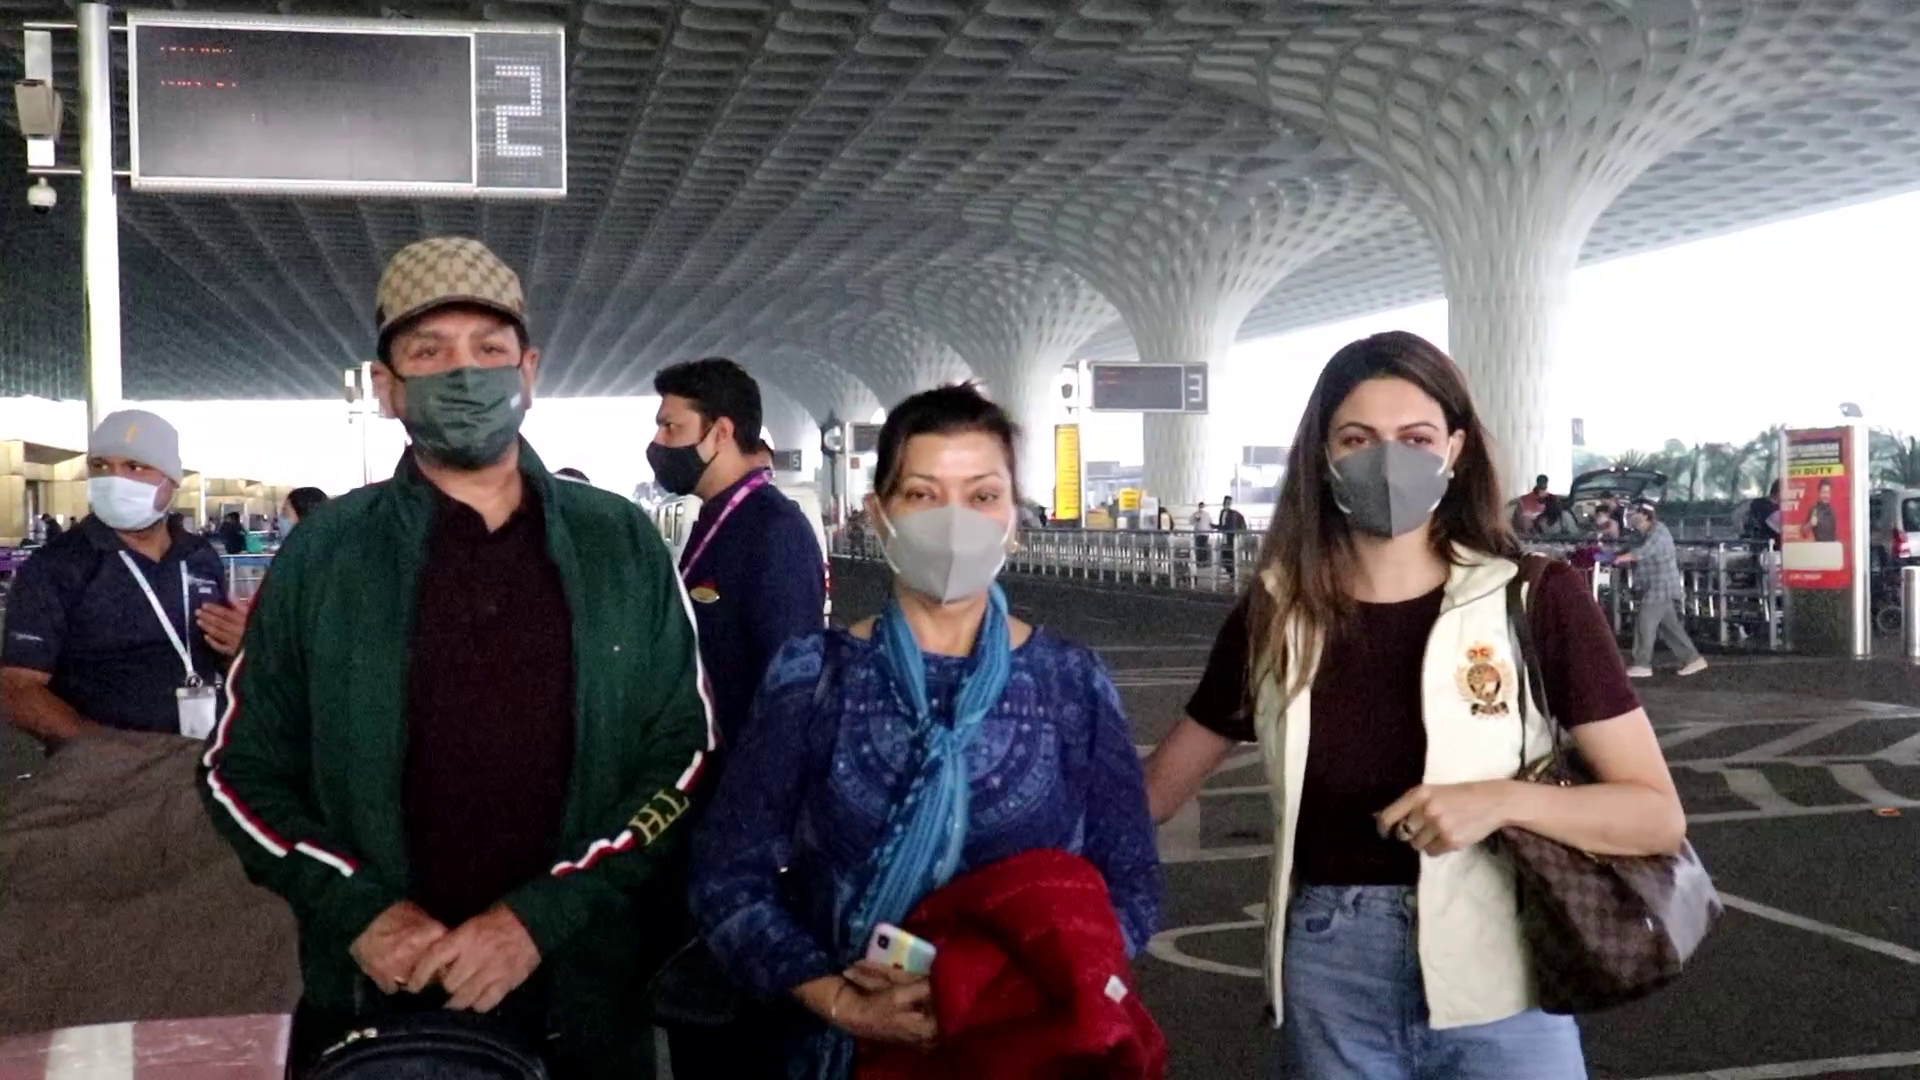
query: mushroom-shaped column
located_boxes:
[739,349,883,437]
[815,319,975,411]
[872,263,1114,508]
[1172,3,1885,491]
[976,168,1395,504]
[759,382,820,468]
[724,302,978,412]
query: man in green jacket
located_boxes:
[199,237,713,1078]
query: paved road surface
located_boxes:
[832,561,1920,1080]
[7,564,1920,1079]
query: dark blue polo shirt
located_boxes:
[679,470,826,750]
[2,516,230,734]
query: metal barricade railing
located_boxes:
[1538,540,1783,651]
[835,526,1258,595]
[833,525,1791,649]
[221,554,276,603]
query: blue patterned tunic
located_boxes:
[690,626,1162,1003]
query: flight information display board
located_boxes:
[127,12,566,198]
[1087,363,1209,413]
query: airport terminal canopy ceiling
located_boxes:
[3,0,1920,402]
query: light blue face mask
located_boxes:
[277,514,295,535]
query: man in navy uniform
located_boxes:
[2,409,246,745]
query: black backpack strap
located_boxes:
[1506,553,1559,772]
[811,632,840,718]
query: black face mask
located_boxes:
[647,426,714,497]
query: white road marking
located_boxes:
[1218,750,1262,773]
[1720,892,1920,965]
[1710,767,1799,813]
[1687,800,1919,824]
[1097,644,1214,653]
[1161,797,1916,863]
[1657,722,1732,750]
[1198,784,1269,798]
[1877,730,1920,763]
[1146,903,1266,978]
[1156,796,1203,861]
[47,1021,134,1080]
[1162,843,1274,865]
[1726,717,1861,761]
[1826,763,1920,807]
[1627,1052,1920,1080]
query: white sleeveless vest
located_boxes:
[1254,549,1555,1030]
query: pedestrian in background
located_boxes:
[1616,502,1708,679]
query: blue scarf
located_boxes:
[805,584,1013,1079]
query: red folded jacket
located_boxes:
[857,849,1166,1080]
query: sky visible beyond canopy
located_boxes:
[4,185,1917,498]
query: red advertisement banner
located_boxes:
[1781,427,1852,590]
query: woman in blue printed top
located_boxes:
[689,384,1161,1078]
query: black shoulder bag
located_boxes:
[1497,553,1722,1014]
[642,638,841,1028]
[305,1011,548,1080]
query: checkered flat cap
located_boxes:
[376,237,526,337]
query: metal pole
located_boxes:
[359,362,374,485]
[1904,567,1920,663]
[79,2,122,432]
[1849,420,1873,658]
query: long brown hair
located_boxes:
[1245,331,1520,698]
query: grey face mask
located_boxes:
[878,504,1013,603]
[1329,441,1452,538]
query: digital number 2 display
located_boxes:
[494,63,543,159]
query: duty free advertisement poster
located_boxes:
[1781,427,1853,590]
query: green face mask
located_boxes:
[401,364,528,470]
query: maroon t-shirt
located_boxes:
[1185,559,1638,885]
[403,485,577,927]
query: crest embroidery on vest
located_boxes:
[1455,643,1514,716]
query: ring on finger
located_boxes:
[1395,820,1418,841]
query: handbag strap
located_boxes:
[1505,553,1563,773]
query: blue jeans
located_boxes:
[1272,885,1587,1080]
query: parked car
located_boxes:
[1868,486,1920,569]
[1511,467,1668,534]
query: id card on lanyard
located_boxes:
[679,470,771,577]
[119,551,217,739]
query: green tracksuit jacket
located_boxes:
[198,442,712,1073]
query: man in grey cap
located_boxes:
[201,237,711,1078]
[2,409,246,744]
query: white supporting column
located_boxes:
[992,362,1068,509]
[882,263,1114,516]
[1176,6,1854,502]
[1135,315,1240,507]
[1442,237,1580,495]
[79,1,122,430]
[977,173,1396,507]
[758,383,819,469]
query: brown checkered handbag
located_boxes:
[1497,555,1722,1014]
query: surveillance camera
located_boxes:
[27,178,56,215]
[13,80,63,141]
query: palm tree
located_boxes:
[1610,449,1655,471]
[1698,443,1741,501]
[1716,440,1757,498]
[1872,429,1920,488]
[1658,441,1711,501]
[1739,426,1786,496]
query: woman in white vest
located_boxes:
[1145,331,1685,1079]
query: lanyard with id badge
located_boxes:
[119,551,218,739]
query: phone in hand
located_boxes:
[864,922,936,976]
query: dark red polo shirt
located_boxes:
[402,483,576,927]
